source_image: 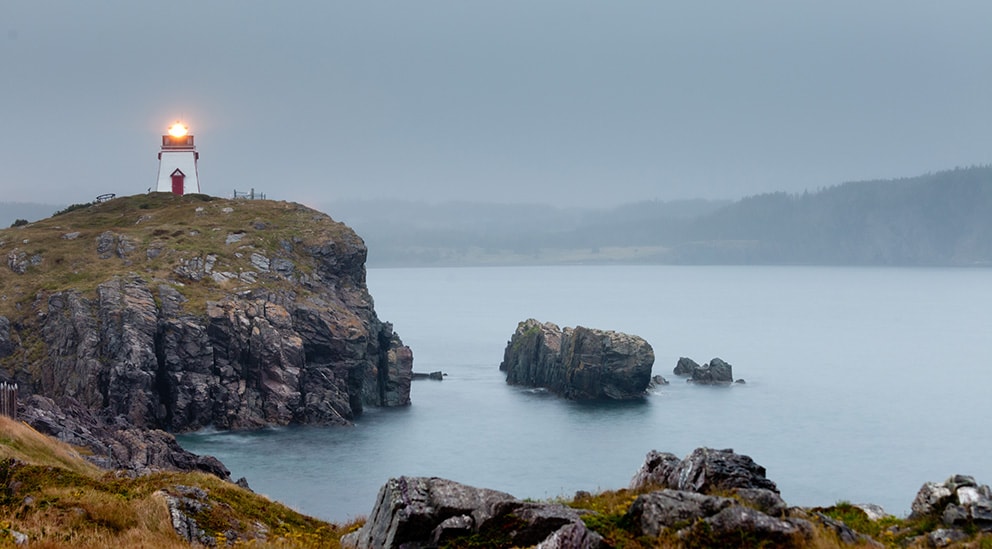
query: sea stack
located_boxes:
[499,318,654,400]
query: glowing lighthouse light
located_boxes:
[155,120,200,195]
[168,123,188,138]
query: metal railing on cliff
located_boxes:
[0,382,17,419]
[233,188,267,200]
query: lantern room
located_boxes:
[155,121,200,195]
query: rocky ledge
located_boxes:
[345,447,992,548]
[499,319,654,400]
[0,194,412,476]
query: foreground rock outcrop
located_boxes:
[911,474,992,532]
[499,319,654,400]
[346,448,992,548]
[341,476,605,549]
[0,194,413,474]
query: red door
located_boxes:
[170,170,185,195]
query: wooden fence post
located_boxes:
[0,382,17,419]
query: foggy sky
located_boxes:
[2,1,990,208]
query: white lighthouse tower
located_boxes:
[155,122,200,195]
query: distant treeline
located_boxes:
[5,166,989,267]
[328,166,992,267]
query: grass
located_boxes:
[0,192,367,377]
[557,487,992,549]
[0,192,361,320]
[0,416,360,548]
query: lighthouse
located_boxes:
[155,122,200,195]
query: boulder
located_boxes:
[648,374,669,388]
[499,319,654,400]
[683,505,810,547]
[625,488,811,545]
[911,475,992,531]
[630,447,779,495]
[625,489,737,537]
[341,476,603,549]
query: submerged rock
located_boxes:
[412,370,444,380]
[499,318,654,400]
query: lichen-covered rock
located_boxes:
[630,447,779,495]
[342,476,601,549]
[536,522,606,549]
[911,475,992,531]
[499,318,654,400]
[684,505,810,546]
[626,489,737,537]
[625,487,811,546]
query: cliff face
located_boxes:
[0,193,412,432]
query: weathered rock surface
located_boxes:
[341,476,604,549]
[19,394,230,478]
[673,356,699,376]
[0,316,14,358]
[911,475,992,532]
[499,318,654,400]
[339,448,992,549]
[0,197,414,482]
[624,448,813,545]
[672,356,736,384]
[625,489,737,537]
[630,447,780,495]
[0,198,413,433]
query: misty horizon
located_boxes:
[3,2,991,208]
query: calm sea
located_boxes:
[177,265,992,523]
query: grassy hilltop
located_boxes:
[0,192,361,320]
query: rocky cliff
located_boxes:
[499,319,653,400]
[0,193,412,439]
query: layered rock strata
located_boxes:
[0,195,413,475]
[499,318,653,400]
[341,476,605,549]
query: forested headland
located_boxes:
[328,166,992,267]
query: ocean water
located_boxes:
[177,265,992,523]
